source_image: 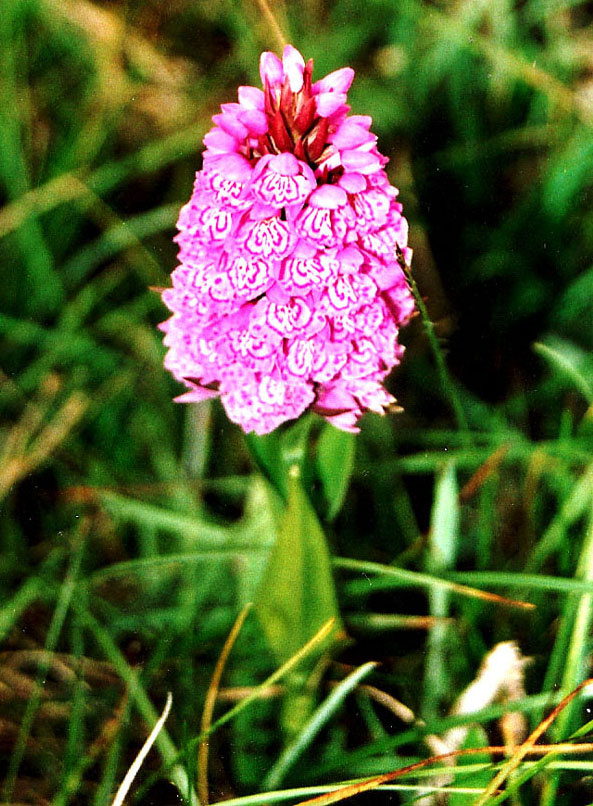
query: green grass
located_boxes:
[2,0,593,803]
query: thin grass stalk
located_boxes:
[1,524,88,802]
[74,606,199,805]
[198,604,253,805]
[110,692,173,806]
[290,742,593,806]
[396,245,470,438]
[134,619,337,800]
[334,557,534,610]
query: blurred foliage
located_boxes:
[2,0,593,803]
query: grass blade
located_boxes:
[264,662,378,790]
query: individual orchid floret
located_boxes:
[160,45,415,435]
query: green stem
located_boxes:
[396,246,470,437]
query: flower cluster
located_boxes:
[160,45,414,434]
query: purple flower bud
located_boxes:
[259,51,284,88]
[282,45,305,93]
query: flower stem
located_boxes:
[396,245,470,438]
[254,0,288,51]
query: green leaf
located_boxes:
[424,461,459,719]
[254,466,343,736]
[255,466,343,666]
[245,431,287,497]
[280,413,315,468]
[547,498,593,744]
[264,661,377,789]
[427,460,459,574]
[317,424,356,519]
[534,338,593,405]
[245,415,314,498]
[99,491,233,544]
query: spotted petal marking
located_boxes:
[210,175,250,209]
[297,207,335,246]
[281,255,334,289]
[230,323,279,360]
[209,273,235,301]
[258,375,286,405]
[266,297,312,335]
[355,303,385,335]
[286,338,315,377]
[351,189,390,231]
[327,276,358,311]
[228,254,272,295]
[311,350,349,383]
[253,172,312,207]
[245,217,294,258]
[200,207,233,241]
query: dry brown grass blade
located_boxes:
[0,173,89,239]
[252,0,288,50]
[473,677,593,804]
[430,577,534,611]
[198,604,253,805]
[290,742,593,806]
[459,444,510,503]
[289,681,593,806]
[0,648,124,800]
[445,585,534,611]
[60,479,208,504]
[339,558,534,610]
[58,689,129,800]
[0,377,88,500]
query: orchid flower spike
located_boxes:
[160,45,414,434]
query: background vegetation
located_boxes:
[2,0,593,803]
